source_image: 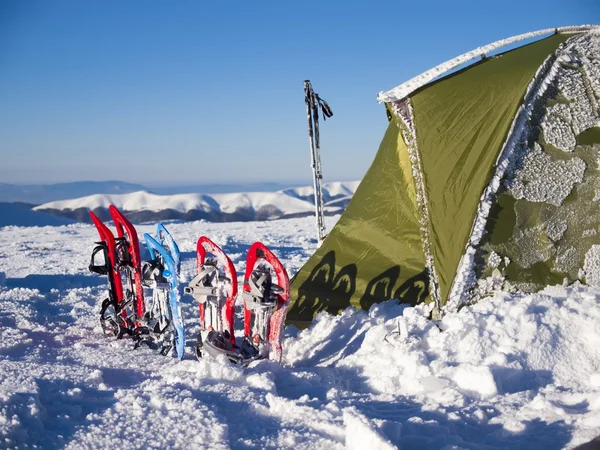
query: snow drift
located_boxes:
[1,216,600,448]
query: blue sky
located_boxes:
[0,0,597,186]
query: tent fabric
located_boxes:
[286,30,599,329]
[478,34,600,293]
[286,121,428,328]
[409,34,569,303]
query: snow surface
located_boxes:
[2,216,600,448]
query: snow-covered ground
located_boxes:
[1,216,600,449]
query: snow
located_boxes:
[283,182,360,200]
[508,143,586,206]
[2,216,600,448]
[391,98,442,311]
[583,245,600,286]
[33,182,360,219]
[377,25,599,103]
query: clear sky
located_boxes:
[0,0,597,186]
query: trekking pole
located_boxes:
[303,80,332,245]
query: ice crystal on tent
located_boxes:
[487,251,502,268]
[508,143,586,205]
[548,103,573,123]
[558,68,587,103]
[512,227,556,268]
[541,56,598,151]
[555,246,579,274]
[475,271,506,298]
[392,98,441,309]
[583,245,600,286]
[558,68,597,135]
[584,59,600,99]
[576,33,600,58]
[542,113,577,152]
[546,219,568,242]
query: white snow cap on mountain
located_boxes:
[33,182,360,215]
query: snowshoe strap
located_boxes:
[142,260,162,282]
[89,243,111,275]
[203,330,243,363]
[114,238,132,268]
[184,266,220,303]
[242,271,277,310]
[141,260,169,289]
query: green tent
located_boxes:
[287,26,600,329]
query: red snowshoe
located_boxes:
[184,236,238,361]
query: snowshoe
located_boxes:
[156,223,181,276]
[109,205,145,321]
[240,242,290,362]
[89,211,134,338]
[184,236,237,362]
[138,234,185,359]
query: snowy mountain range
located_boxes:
[32,182,360,223]
[0,181,147,205]
[0,181,309,205]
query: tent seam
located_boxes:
[389,98,442,312]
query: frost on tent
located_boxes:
[583,245,600,286]
[555,246,580,275]
[470,32,600,297]
[546,219,568,242]
[584,59,600,100]
[542,113,577,152]
[487,252,502,269]
[507,143,586,206]
[557,68,597,136]
[509,227,556,269]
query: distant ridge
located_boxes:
[0,202,75,227]
[0,181,148,204]
[34,182,360,223]
[0,181,316,204]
